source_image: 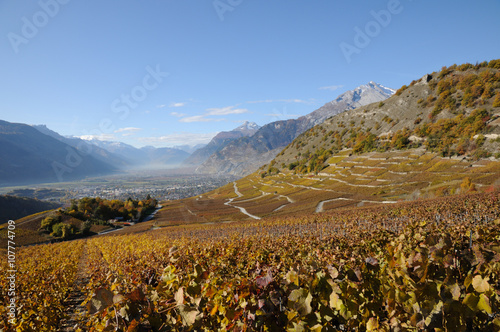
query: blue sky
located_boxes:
[1,0,499,148]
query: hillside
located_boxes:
[195,82,394,177]
[183,121,260,166]
[0,196,158,247]
[271,60,500,173]
[0,120,117,186]
[156,60,500,225]
[0,195,59,224]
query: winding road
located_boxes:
[224,182,262,220]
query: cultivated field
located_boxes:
[1,192,499,330]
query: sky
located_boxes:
[0,0,499,148]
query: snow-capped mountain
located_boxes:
[305,81,396,127]
[197,82,395,176]
[234,121,261,135]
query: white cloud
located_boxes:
[171,111,187,118]
[175,105,248,123]
[170,102,186,108]
[114,127,142,134]
[111,127,142,137]
[319,85,344,91]
[139,132,218,147]
[206,106,249,116]
[156,104,167,108]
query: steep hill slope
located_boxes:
[156,60,500,224]
[0,120,117,186]
[183,121,260,166]
[196,82,394,176]
[270,60,500,173]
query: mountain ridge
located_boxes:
[183,121,261,166]
[269,61,500,174]
[156,60,500,225]
[196,82,395,176]
[0,120,117,186]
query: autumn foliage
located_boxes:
[2,192,500,330]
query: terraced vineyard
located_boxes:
[1,192,500,330]
[156,148,500,225]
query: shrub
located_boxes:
[40,215,61,232]
[395,85,408,96]
[51,222,77,239]
[488,59,500,69]
[438,66,452,78]
[493,93,500,108]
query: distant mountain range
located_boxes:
[0,122,192,186]
[0,81,395,185]
[0,120,117,186]
[194,82,395,176]
[35,125,191,168]
[33,125,130,167]
[85,140,189,167]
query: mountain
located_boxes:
[87,140,189,167]
[196,82,394,176]
[303,81,395,127]
[174,144,207,154]
[271,60,500,172]
[157,60,500,224]
[140,146,190,166]
[34,125,190,168]
[0,120,117,186]
[87,140,148,165]
[33,125,129,167]
[183,121,261,166]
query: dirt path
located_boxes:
[58,241,90,331]
[315,198,398,213]
[225,182,261,220]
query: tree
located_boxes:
[80,220,92,235]
[40,215,61,232]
